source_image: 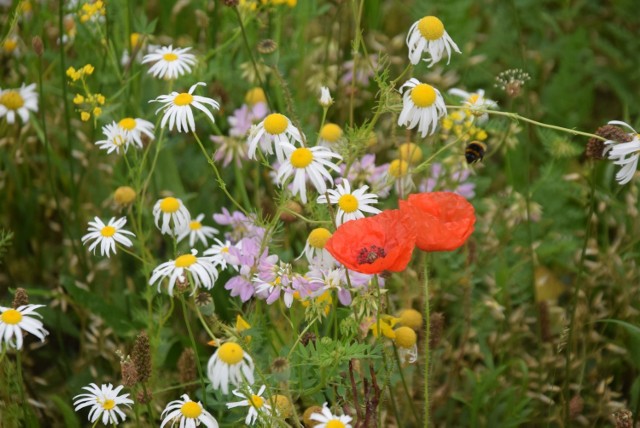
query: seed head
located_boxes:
[429,312,444,349]
[177,348,197,389]
[132,331,152,383]
[12,288,29,308]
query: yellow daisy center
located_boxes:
[245,87,267,105]
[308,228,332,249]
[118,117,136,130]
[163,52,178,62]
[180,401,202,418]
[410,84,437,108]
[160,197,180,213]
[263,113,288,135]
[418,16,445,41]
[394,326,417,348]
[100,226,116,237]
[398,142,423,164]
[174,93,193,106]
[130,32,141,48]
[398,308,423,330]
[0,90,24,110]
[189,221,202,230]
[320,123,342,142]
[468,94,480,105]
[101,399,115,410]
[326,420,346,428]
[388,159,409,178]
[338,194,359,213]
[218,342,244,365]
[250,394,265,408]
[114,186,136,205]
[175,254,197,268]
[3,39,17,52]
[1,309,22,325]
[290,148,313,168]
[221,246,229,253]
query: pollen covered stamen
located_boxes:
[410,84,437,108]
[174,93,193,106]
[159,197,180,213]
[180,401,202,418]
[119,117,136,130]
[356,245,387,265]
[290,148,313,168]
[308,227,332,249]
[418,16,445,41]
[320,123,342,142]
[163,52,178,62]
[338,194,359,213]
[263,113,288,135]
[175,254,197,268]
[100,226,116,237]
[218,342,244,365]
[0,90,25,110]
[101,399,115,410]
[1,309,22,325]
[250,394,264,408]
[189,221,202,230]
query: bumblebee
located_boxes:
[465,141,487,164]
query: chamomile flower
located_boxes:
[605,120,640,185]
[73,383,134,426]
[0,304,48,350]
[317,180,381,226]
[160,394,219,428]
[150,82,219,133]
[95,122,130,155]
[310,403,353,428]
[448,88,497,123]
[207,342,255,394]
[149,249,219,296]
[248,113,303,162]
[319,86,333,107]
[301,227,335,267]
[398,78,446,138]
[394,326,418,364]
[406,15,460,66]
[275,143,342,204]
[117,117,155,148]
[177,214,220,247]
[81,217,135,258]
[318,123,343,147]
[227,385,272,426]
[153,196,191,236]
[142,45,197,79]
[0,83,38,125]
[203,238,240,271]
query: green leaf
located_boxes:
[49,395,81,428]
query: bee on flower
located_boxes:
[398,78,447,138]
[406,15,461,66]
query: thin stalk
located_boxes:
[180,295,207,406]
[16,352,28,422]
[423,258,431,427]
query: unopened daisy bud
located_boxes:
[120,356,138,388]
[114,186,136,206]
[132,331,151,383]
[318,123,342,146]
[319,86,333,108]
[388,159,409,178]
[280,200,302,223]
[12,288,29,308]
[398,142,423,164]
[257,38,278,54]
[429,312,444,349]
[178,348,198,388]
[32,36,43,56]
[303,405,323,427]
[613,409,633,428]
[270,357,290,382]
[270,394,293,418]
[394,326,417,349]
[398,308,423,330]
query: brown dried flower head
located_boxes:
[586,125,632,160]
[12,288,29,308]
[132,331,152,383]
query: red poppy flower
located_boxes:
[325,210,416,274]
[399,192,475,252]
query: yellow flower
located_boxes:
[81,111,91,121]
[92,107,102,117]
[73,94,85,104]
[369,315,400,339]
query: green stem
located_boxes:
[179,295,207,406]
[423,258,431,427]
[287,316,320,360]
[16,352,28,422]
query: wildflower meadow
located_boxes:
[2,0,640,427]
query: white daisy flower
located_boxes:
[248,113,303,162]
[149,249,219,296]
[95,122,130,155]
[318,123,343,147]
[406,15,461,66]
[206,342,255,394]
[0,83,38,124]
[317,179,381,226]
[448,88,497,123]
[0,304,48,350]
[81,217,135,258]
[319,86,333,107]
[394,326,418,364]
[606,120,640,185]
[398,78,447,138]
[73,383,134,426]
[152,196,191,236]
[310,403,353,428]
[150,82,219,133]
[177,214,220,247]
[275,143,342,204]
[117,117,155,148]
[142,45,197,80]
[160,393,219,428]
[226,385,272,426]
[300,227,335,267]
[203,238,240,271]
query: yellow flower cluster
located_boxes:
[440,111,488,143]
[79,0,106,24]
[240,0,297,11]
[67,64,105,121]
[66,64,94,82]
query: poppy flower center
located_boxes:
[118,117,136,130]
[394,326,417,348]
[290,148,313,168]
[189,221,202,230]
[250,394,264,408]
[160,197,180,213]
[101,398,115,410]
[338,194,359,213]
[320,123,342,142]
[326,420,346,428]
[1,309,22,325]
[175,254,197,268]
[264,113,288,135]
[308,227,332,249]
[163,52,178,62]
[218,342,244,365]
[0,90,24,110]
[410,84,437,108]
[100,226,116,237]
[180,401,202,418]
[388,159,409,178]
[174,93,193,106]
[418,16,445,41]
[356,245,387,265]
